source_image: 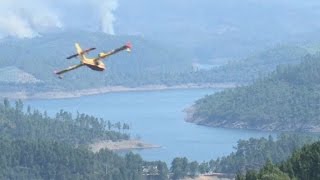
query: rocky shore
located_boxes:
[0,83,238,100]
[89,140,161,153]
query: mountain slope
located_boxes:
[239,141,320,180]
[0,31,192,91]
[182,45,309,84]
[0,31,315,94]
[0,66,41,84]
[186,54,320,132]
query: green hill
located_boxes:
[0,99,169,180]
[185,45,309,84]
[0,31,315,94]
[0,99,129,145]
[238,141,320,180]
[0,31,314,91]
[0,66,41,84]
[187,53,320,132]
[0,138,145,180]
[168,134,317,178]
[0,31,192,91]
[210,134,316,174]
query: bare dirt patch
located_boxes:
[89,140,161,153]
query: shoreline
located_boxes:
[1,83,239,100]
[89,140,161,153]
[185,106,320,133]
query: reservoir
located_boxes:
[26,88,273,163]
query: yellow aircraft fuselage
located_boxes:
[54,42,131,77]
[76,43,106,71]
[82,57,106,71]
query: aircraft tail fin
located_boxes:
[75,43,86,61]
[66,43,96,60]
[75,43,82,55]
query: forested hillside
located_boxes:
[210,134,317,174]
[0,137,170,180]
[237,141,320,180]
[0,138,142,179]
[0,31,192,91]
[164,134,318,180]
[0,99,170,180]
[0,99,129,145]
[187,54,320,132]
[0,32,313,94]
[178,45,309,84]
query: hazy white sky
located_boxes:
[1,0,320,39]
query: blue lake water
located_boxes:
[26,88,274,164]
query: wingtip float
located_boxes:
[54,42,132,78]
[53,71,63,79]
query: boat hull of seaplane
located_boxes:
[86,64,105,71]
[83,59,105,71]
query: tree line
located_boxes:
[191,54,320,132]
[237,141,320,180]
[167,133,318,179]
[0,99,130,145]
[0,137,164,180]
[0,99,170,180]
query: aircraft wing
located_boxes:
[54,63,85,76]
[97,42,132,60]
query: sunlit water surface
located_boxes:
[26,89,274,163]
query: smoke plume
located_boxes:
[99,0,118,35]
[0,0,119,38]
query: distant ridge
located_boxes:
[0,66,41,84]
[187,54,320,132]
[0,31,192,91]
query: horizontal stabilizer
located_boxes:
[66,47,96,59]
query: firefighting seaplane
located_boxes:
[54,42,132,78]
